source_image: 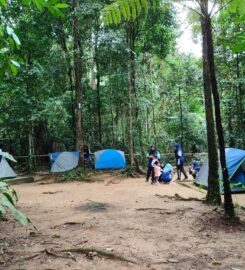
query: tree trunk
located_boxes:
[96,72,102,144]
[228,102,234,147]
[200,1,221,205]
[236,53,245,147]
[73,0,84,165]
[149,58,156,145]
[28,122,35,171]
[204,10,235,218]
[178,86,184,146]
[26,50,35,171]
[126,23,135,166]
[59,22,76,148]
[129,22,145,163]
[109,53,115,146]
[94,23,102,144]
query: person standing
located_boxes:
[153,160,161,184]
[146,145,160,182]
[174,144,188,181]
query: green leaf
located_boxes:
[120,2,127,20]
[23,0,31,5]
[124,0,131,20]
[0,0,6,7]
[0,182,8,188]
[115,6,122,23]
[111,8,118,24]
[54,3,69,9]
[11,60,20,68]
[129,0,137,20]
[0,197,30,226]
[12,33,21,46]
[8,37,15,50]
[135,0,141,14]
[141,0,149,14]
[32,0,44,12]
[2,192,15,206]
[0,48,9,54]
[6,26,14,35]
[10,63,17,76]
[0,204,6,216]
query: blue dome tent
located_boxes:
[94,149,126,170]
[195,148,245,193]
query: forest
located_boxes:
[0,0,245,269]
[0,0,243,159]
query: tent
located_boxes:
[0,151,17,178]
[94,149,126,170]
[50,151,80,173]
[195,148,245,192]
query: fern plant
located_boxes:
[102,0,157,25]
[0,181,30,225]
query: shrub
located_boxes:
[0,180,30,225]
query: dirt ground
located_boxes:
[0,173,245,270]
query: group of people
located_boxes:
[146,144,200,185]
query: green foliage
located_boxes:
[102,0,157,25]
[0,0,69,78]
[213,8,245,148]
[60,168,98,182]
[0,0,244,176]
[0,180,30,225]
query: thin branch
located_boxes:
[211,0,234,17]
[209,0,217,16]
[174,1,204,17]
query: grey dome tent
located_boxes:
[195,148,245,193]
[50,151,80,173]
[0,151,17,179]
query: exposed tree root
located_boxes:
[45,249,76,261]
[155,193,204,202]
[63,222,85,226]
[136,208,167,211]
[136,207,193,215]
[62,247,136,264]
[42,191,63,195]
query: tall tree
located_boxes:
[200,0,235,217]
[200,6,221,205]
[73,0,84,165]
[126,22,135,166]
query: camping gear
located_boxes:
[160,163,173,183]
[195,148,245,192]
[50,151,80,173]
[0,151,17,178]
[94,149,126,170]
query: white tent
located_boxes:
[0,155,17,179]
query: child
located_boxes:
[153,160,161,184]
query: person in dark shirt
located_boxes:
[174,144,188,181]
[146,145,160,182]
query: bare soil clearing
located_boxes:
[0,173,245,270]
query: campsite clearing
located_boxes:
[0,173,245,270]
